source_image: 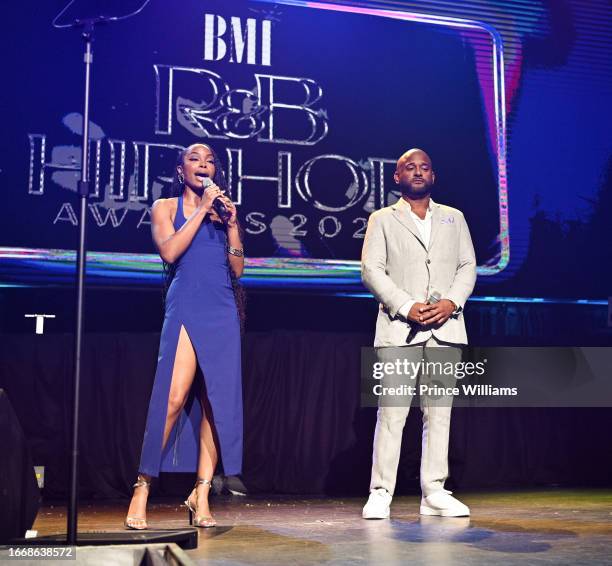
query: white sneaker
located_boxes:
[420,490,470,517]
[362,488,392,519]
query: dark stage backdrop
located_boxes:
[2,0,499,263]
[1,0,611,302]
[1,332,610,499]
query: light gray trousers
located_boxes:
[369,336,461,497]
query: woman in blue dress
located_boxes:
[125,143,244,529]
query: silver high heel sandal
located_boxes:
[124,476,151,530]
[185,478,216,528]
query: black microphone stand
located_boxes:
[67,17,96,545]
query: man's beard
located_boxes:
[402,180,432,197]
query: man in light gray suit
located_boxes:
[361,148,476,519]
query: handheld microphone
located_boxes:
[406,289,440,342]
[427,290,441,304]
[201,176,231,223]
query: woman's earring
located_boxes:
[178,172,185,184]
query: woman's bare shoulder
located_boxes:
[152,197,178,216]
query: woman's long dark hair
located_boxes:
[163,144,246,331]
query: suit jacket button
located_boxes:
[426,259,431,264]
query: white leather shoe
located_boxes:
[362,488,392,519]
[420,490,470,517]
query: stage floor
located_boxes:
[31,489,612,565]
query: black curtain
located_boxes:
[1,332,611,499]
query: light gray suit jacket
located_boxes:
[361,198,477,347]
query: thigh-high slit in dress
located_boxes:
[138,195,242,477]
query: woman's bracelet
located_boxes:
[227,246,244,257]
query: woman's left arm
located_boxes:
[222,197,244,278]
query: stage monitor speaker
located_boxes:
[0,388,41,543]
